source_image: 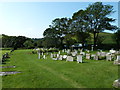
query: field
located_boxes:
[1,49,119,88]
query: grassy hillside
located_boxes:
[100,32,116,44]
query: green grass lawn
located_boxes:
[1,49,119,88]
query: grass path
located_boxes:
[2,49,118,88]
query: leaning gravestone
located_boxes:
[66,56,73,62]
[114,55,120,65]
[77,55,82,63]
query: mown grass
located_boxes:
[2,49,118,88]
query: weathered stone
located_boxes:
[113,79,120,88]
[77,55,82,63]
[86,54,90,59]
[66,56,73,62]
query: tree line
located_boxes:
[1,2,120,50]
[43,2,119,50]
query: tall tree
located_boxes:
[86,2,117,49]
[48,17,70,49]
[70,10,90,48]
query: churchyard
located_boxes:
[1,48,120,88]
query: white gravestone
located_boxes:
[59,55,63,60]
[71,52,76,56]
[67,49,71,54]
[86,54,90,59]
[58,51,61,54]
[116,56,120,61]
[38,53,40,59]
[106,54,112,61]
[114,55,120,65]
[94,55,98,60]
[66,56,73,62]
[77,55,82,63]
[63,55,67,59]
[80,52,85,56]
[42,52,44,56]
[100,52,106,57]
[51,53,53,58]
[43,55,46,59]
[57,54,60,58]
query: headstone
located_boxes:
[77,55,82,63]
[97,52,101,56]
[86,54,90,59]
[67,49,71,54]
[110,49,116,54]
[113,79,120,88]
[58,51,61,54]
[66,56,73,62]
[116,55,120,61]
[59,55,63,60]
[71,52,76,56]
[63,55,67,59]
[106,54,112,61]
[38,53,40,59]
[53,54,56,58]
[94,55,98,60]
[100,52,106,57]
[114,55,120,65]
[80,52,85,56]
[91,45,94,51]
[57,54,60,58]
[51,53,53,58]
[42,52,44,56]
[43,55,46,59]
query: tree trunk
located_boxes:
[93,32,97,50]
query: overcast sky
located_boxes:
[0,1,119,38]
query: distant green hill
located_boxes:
[100,32,116,44]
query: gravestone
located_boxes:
[114,55,120,65]
[100,52,106,57]
[110,49,116,54]
[57,54,60,58]
[106,54,112,61]
[77,55,82,63]
[94,55,98,60]
[63,55,67,59]
[67,49,71,54]
[38,53,40,59]
[80,52,85,56]
[113,79,120,88]
[86,54,90,59]
[51,53,53,58]
[43,55,46,59]
[71,52,76,56]
[42,52,44,56]
[66,56,73,62]
[58,51,61,54]
[97,52,101,56]
[59,55,63,60]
